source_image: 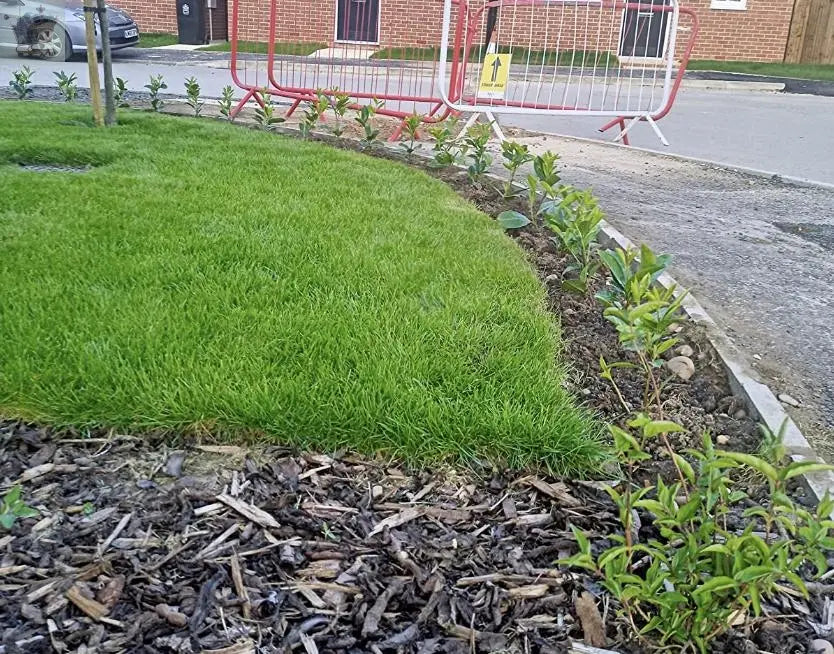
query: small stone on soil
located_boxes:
[809,639,834,654]
[666,356,695,381]
[778,393,802,408]
[676,345,694,358]
[733,409,747,420]
[716,435,730,446]
[544,274,560,285]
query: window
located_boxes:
[710,0,747,10]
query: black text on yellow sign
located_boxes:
[478,53,511,99]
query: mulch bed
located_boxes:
[1,99,830,653]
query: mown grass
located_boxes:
[0,102,601,473]
[199,41,326,56]
[136,33,180,48]
[687,60,834,82]
[372,46,619,67]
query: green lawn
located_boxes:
[687,60,834,82]
[136,33,179,48]
[372,47,618,67]
[0,102,600,473]
[199,41,325,56]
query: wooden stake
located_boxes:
[83,0,103,127]
[96,0,116,126]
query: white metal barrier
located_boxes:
[437,0,699,145]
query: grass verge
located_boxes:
[136,33,179,48]
[0,102,601,473]
[371,47,618,67]
[199,41,326,55]
[687,60,834,82]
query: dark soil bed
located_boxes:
[0,98,828,653]
[0,423,824,654]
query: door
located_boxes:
[619,0,670,58]
[336,0,379,43]
[0,0,21,59]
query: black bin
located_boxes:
[176,0,206,45]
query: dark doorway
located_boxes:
[336,0,380,43]
[619,0,671,58]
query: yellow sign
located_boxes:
[478,53,511,99]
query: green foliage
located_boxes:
[183,77,204,117]
[355,99,383,147]
[497,211,531,230]
[9,66,34,100]
[464,122,493,183]
[400,114,422,154]
[253,88,284,131]
[542,186,603,294]
[533,151,561,187]
[428,118,461,167]
[218,85,235,121]
[0,101,601,474]
[145,74,167,112]
[54,71,78,103]
[1,486,38,530]
[329,89,352,137]
[500,141,534,198]
[300,90,330,138]
[113,77,130,108]
[563,419,834,653]
[597,244,672,309]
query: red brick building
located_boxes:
[123,0,799,63]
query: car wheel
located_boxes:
[32,22,71,61]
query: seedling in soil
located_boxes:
[399,114,422,154]
[355,99,382,147]
[329,89,351,137]
[145,74,167,112]
[9,66,34,100]
[1,486,38,530]
[300,90,330,139]
[543,186,603,295]
[532,150,561,187]
[564,417,834,654]
[54,71,78,102]
[254,88,284,131]
[113,77,130,108]
[219,85,236,121]
[464,122,493,183]
[596,244,671,309]
[428,117,461,167]
[184,76,204,117]
[500,140,533,198]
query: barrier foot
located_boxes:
[645,115,669,147]
[613,116,642,145]
[231,89,256,119]
[389,121,405,142]
[285,98,302,117]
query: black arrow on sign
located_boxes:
[490,56,503,82]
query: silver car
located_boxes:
[0,0,139,61]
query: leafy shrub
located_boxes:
[399,114,422,154]
[597,245,671,309]
[300,90,330,138]
[219,85,235,121]
[500,140,533,197]
[184,76,204,117]
[464,122,493,182]
[54,71,78,102]
[329,89,351,137]
[9,66,34,100]
[564,417,834,653]
[355,99,383,147]
[254,88,284,131]
[145,74,167,112]
[428,118,461,167]
[113,77,130,108]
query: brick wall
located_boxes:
[116,0,177,34]
[124,0,793,63]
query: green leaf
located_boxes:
[643,420,686,438]
[0,514,15,530]
[497,211,530,230]
[734,565,775,584]
[692,576,738,596]
[673,453,696,484]
[720,452,778,482]
[561,279,588,294]
[570,524,591,556]
[783,461,834,480]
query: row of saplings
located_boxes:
[6,67,834,654]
